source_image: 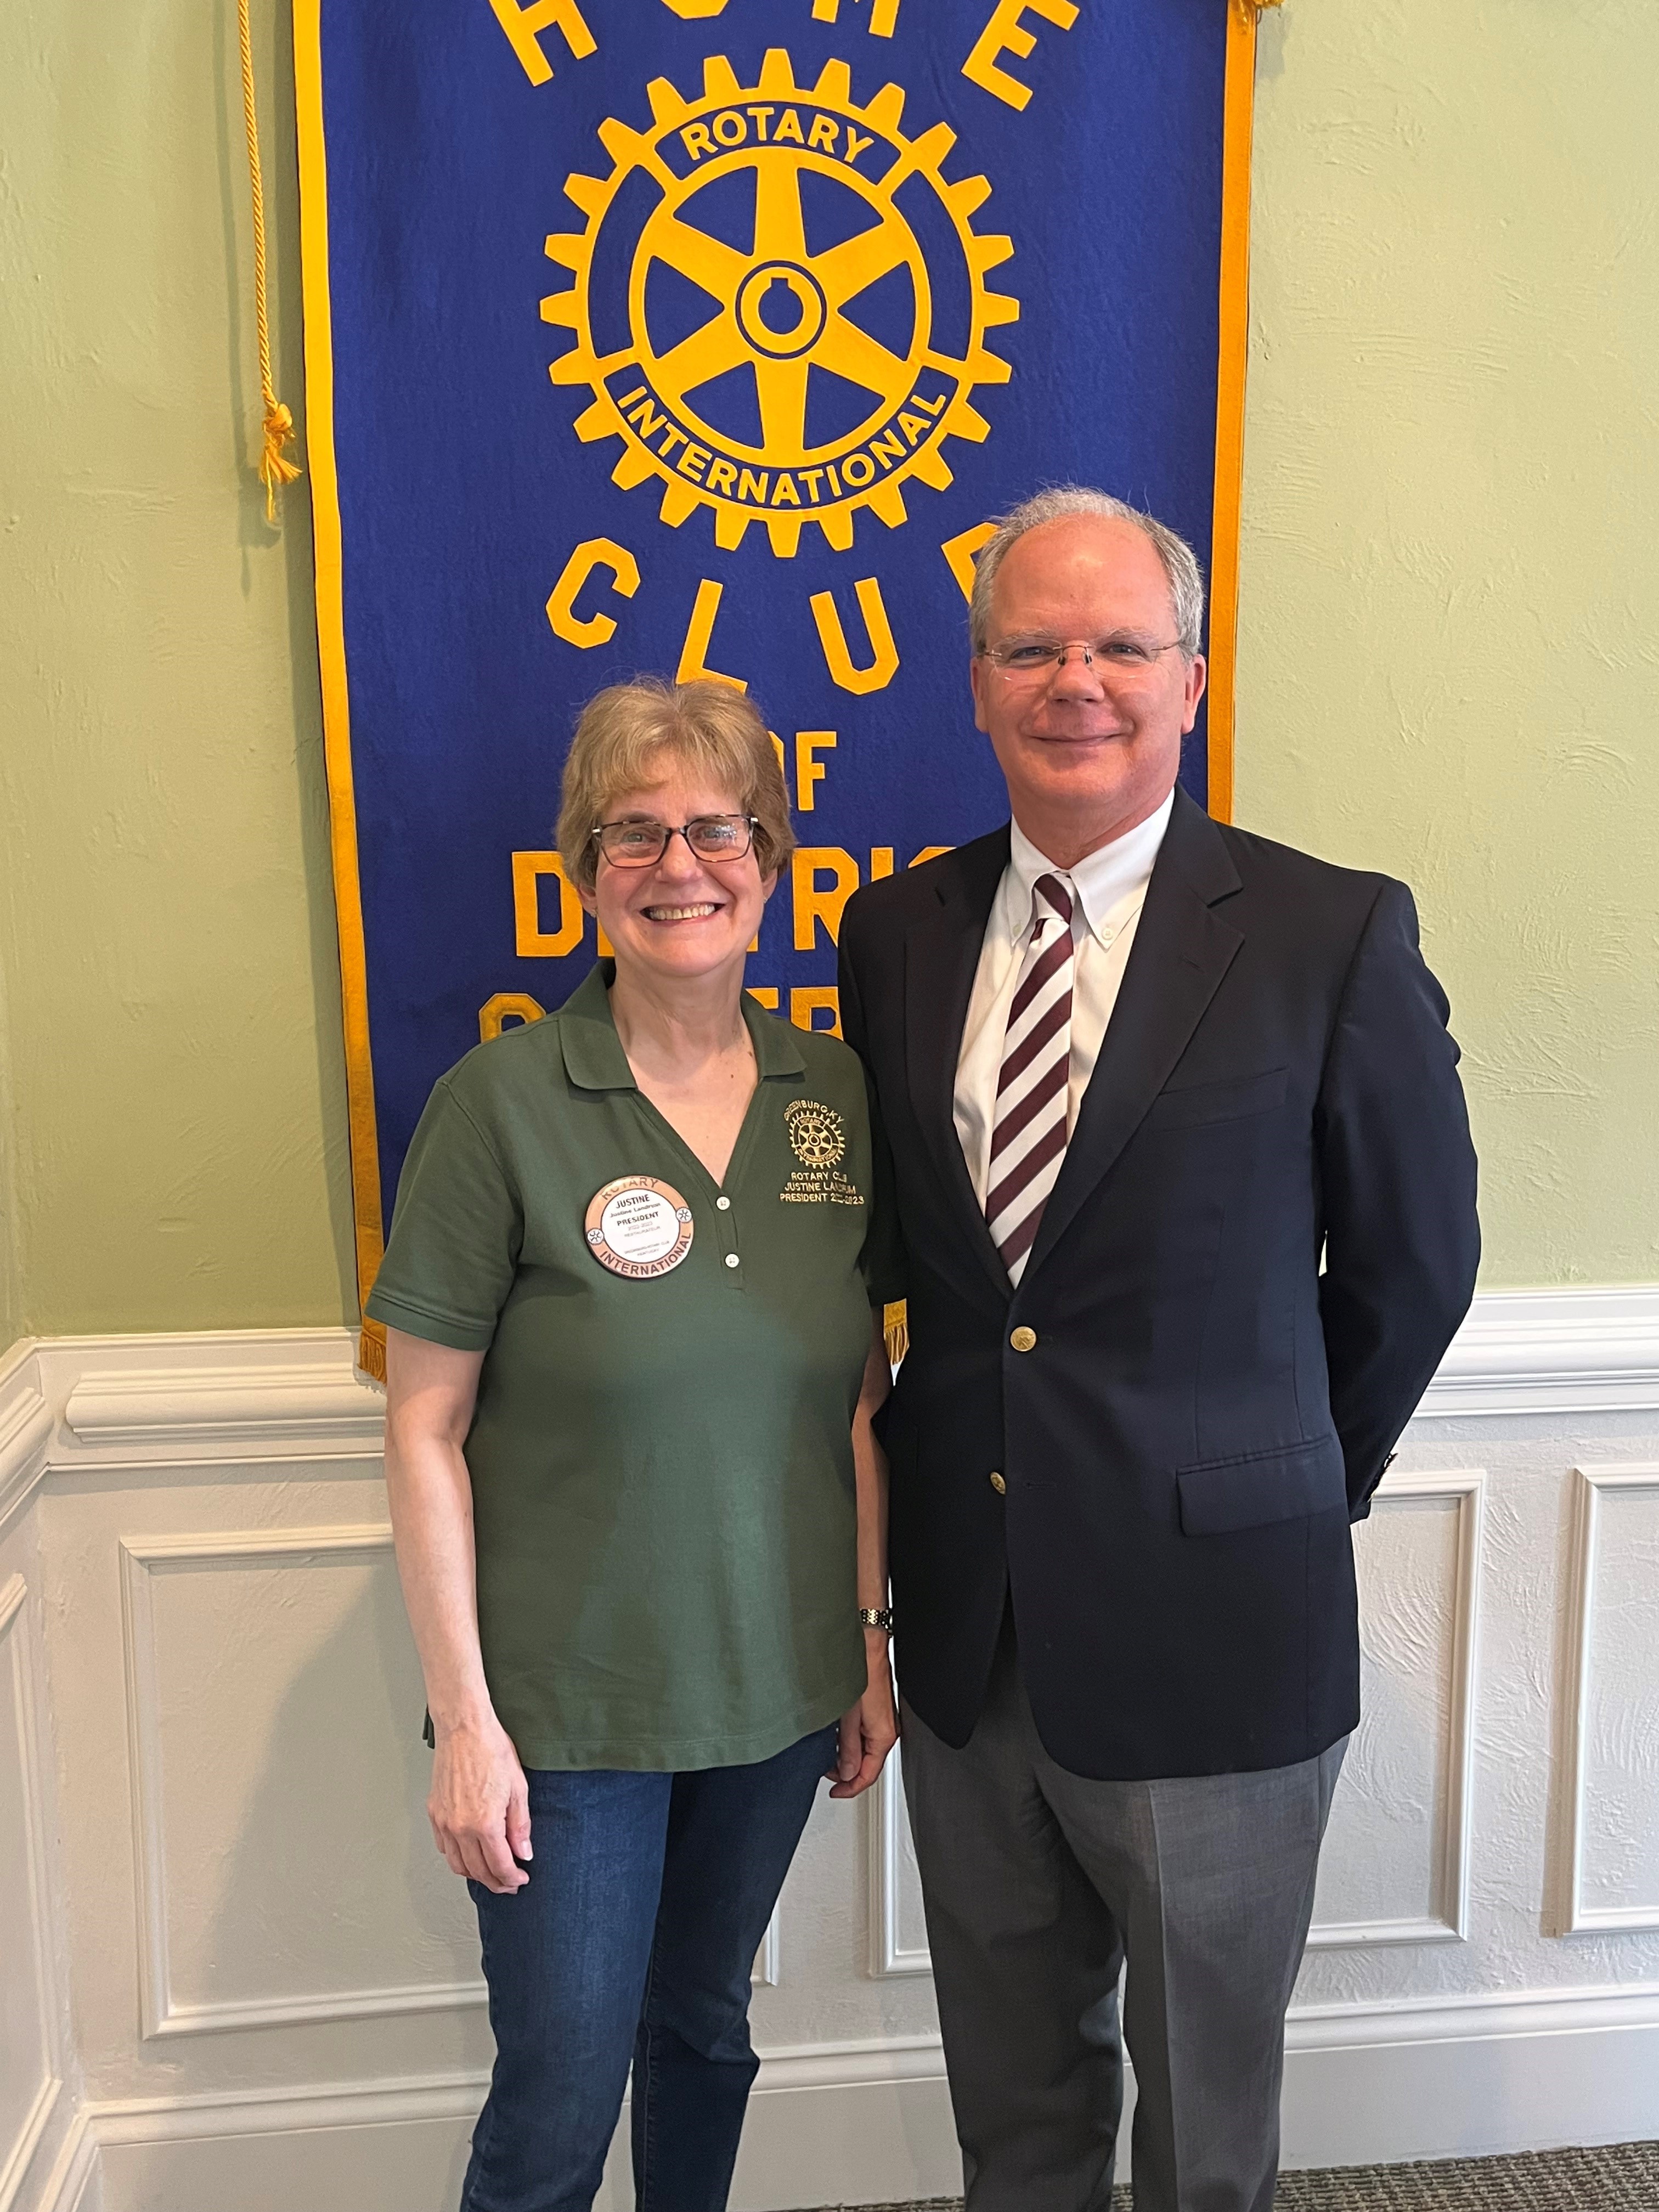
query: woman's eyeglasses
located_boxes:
[591,814,759,867]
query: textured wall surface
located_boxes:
[0,0,354,1336]
[2,0,1656,1338]
[1236,0,1659,1283]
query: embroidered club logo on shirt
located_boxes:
[585,1176,695,1278]
[785,1098,848,1167]
[781,1098,863,1207]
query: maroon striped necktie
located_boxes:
[985,873,1075,1283]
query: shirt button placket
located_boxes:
[715,1192,739,1275]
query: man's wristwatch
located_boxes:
[857,1606,894,1633]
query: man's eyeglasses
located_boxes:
[981,635,1185,680]
[590,814,759,868]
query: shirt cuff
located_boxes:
[363,1289,496,1353]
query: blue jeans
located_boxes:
[459,1724,837,2212]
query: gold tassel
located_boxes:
[358,1317,388,1387]
[259,398,303,518]
[883,1299,909,1369]
[238,0,303,522]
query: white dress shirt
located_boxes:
[953,792,1174,1208]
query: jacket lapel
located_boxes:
[904,829,1012,1302]
[1025,789,1245,1277]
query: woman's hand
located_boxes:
[828,1629,900,1799]
[428,1713,532,1893]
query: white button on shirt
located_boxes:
[953,792,1174,1209]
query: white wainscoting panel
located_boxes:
[1554,1463,1659,1936]
[868,1748,930,1978]
[7,1300,1659,2210]
[1308,1470,1483,1948]
[0,1572,64,2212]
[117,1527,483,2040]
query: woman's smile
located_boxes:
[640,899,724,923]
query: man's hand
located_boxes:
[828,1633,900,1799]
[428,1714,532,1893]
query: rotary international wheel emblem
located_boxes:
[785,1097,848,1169]
[540,50,1019,557]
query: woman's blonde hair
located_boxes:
[557,678,795,894]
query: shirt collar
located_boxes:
[558,961,806,1092]
[1004,790,1175,949]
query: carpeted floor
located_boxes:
[814,2136,1659,2209]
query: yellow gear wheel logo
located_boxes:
[540,49,1018,557]
[784,1097,848,1170]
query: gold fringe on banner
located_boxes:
[883,1300,909,1369]
[359,1316,388,1386]
[238,0,303,521]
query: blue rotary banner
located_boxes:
[294,0,1256,1363]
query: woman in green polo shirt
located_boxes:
[371,677,898,2212]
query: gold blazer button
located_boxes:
[1009,1326,1037,1352]
[989,1470,1007,1495]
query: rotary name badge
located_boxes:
[585,1176,695,1279]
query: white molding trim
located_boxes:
[91,2069,493,2146]
[83,2037,954,2151]
[60,1327,383,1457]
[1419,1288,1659,1419]
[1285,1973,1659,2047]
[118,1526,487,2039]
[1307,1467,1485,1950]
[868,1746,930,1978]
[2,1285,1653,1488]
[0,1572,68,2212]
[29,2111,95,2212]
[755,1908,781,1989]
[0,1345,52,1538]
[73,1978,1659,2136]
[1553,1462,1659,1937]
[0,2081,62,2212]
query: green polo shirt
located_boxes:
[366,965,899,1772]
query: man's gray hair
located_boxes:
[967,486,1206,660]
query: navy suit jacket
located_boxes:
[838,788,1480,1780]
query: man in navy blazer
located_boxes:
[838,488,1479,2212]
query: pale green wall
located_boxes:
[1,0,1653,1339]
[1237,0,1659,1282]
[0,949,21,1355]
[0,0,356,1335]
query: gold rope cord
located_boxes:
[238,0,303,521]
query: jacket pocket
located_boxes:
[1142,1066,1288,1132]
[1176,1435,1346,1536]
